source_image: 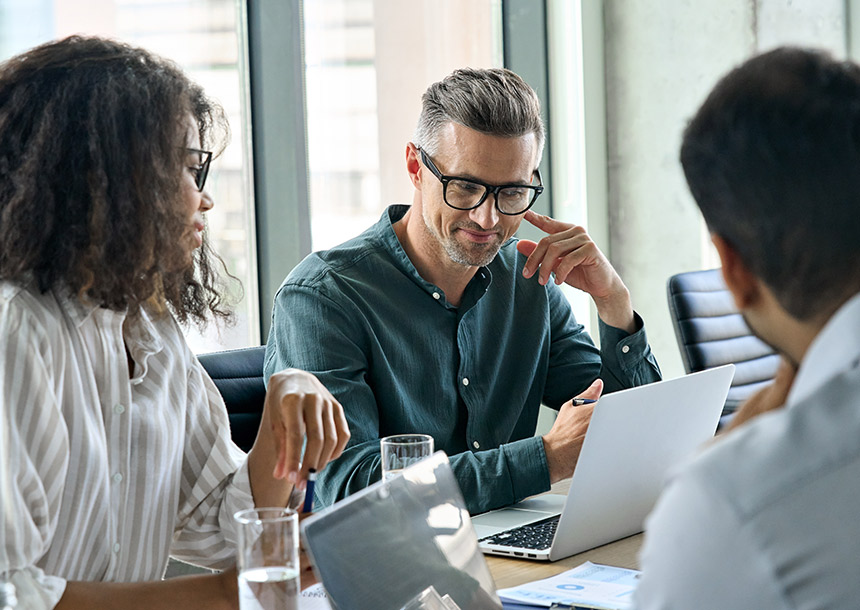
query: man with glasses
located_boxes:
[265,68,660,514]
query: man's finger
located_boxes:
[516,239,538,257]
[523,209,573,234]
[577,378,604,400]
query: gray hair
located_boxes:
[413,67,545,165]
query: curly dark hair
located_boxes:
[0,35,234,325]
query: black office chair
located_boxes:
[198,346,267,453]
[667,268,779,418]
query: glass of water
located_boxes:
[380,434,434,482]
[234,507,299,610]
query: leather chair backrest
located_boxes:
[198,346,267,453]
[667,268,779,413]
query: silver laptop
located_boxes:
[472,364,735,562]
[301,452,502,610]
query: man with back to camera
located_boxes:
[634,47,860,609]
[265,67,661,515]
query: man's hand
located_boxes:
[263,369,350,486]
[516,210,635,332]
[724,357,797,433]
[542,379,604,483]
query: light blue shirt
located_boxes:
[265,206,661,514]
[636,292,860,609]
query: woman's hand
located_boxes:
[264,369,350,486]
[247,369,350,507]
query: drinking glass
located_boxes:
[234,507,299,610]
[380,434,434,482]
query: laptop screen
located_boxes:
[301,452,502,610]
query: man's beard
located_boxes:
[422,210,504,268]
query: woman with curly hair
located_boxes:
[0,36,348,609]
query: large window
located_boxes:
[0,0,258,353]
[302,0,504,250]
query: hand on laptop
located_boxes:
[542,378,604,484]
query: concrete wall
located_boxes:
[602,0,846,379]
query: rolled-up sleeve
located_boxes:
[1,301,69,609]
[171,360,255,568]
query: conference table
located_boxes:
[483,480,645,590]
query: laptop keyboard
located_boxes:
[478,514,560,550]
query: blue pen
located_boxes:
[303,469,317,513]
[571,398,597,406]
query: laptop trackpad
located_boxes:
[471,494,566,539]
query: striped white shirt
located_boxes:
[0,280,255,609]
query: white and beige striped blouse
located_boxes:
[0,280,254,609]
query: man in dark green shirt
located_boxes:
[265,67,661,515]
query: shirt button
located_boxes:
[462,378,470,386]
[113,543,121,553]
[473,440,480,449]
[114,404,125,414]
[113,473,123,484]
[432,292,441,300]
[621,345,630,354]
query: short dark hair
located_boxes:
[0,35,232,325]
[414,67,545,164]
[681,47,860,322]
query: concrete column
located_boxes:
[755,0,845,54]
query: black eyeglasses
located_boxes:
[417,146,543,215]
[186,148,213,192]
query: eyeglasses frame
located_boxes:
[186,147,213,192]
[416,145,543,216]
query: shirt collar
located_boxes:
[54,285,165,378]
[377,205,421,281]
[788,291,860,406]
[54,286,100,328]
[124,306,165,359]
[376,204,495,308]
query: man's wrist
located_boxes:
[593,287,636,333]
[541,434,565,484]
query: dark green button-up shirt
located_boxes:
[265,205,661,514]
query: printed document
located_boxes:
[496,562,639,610]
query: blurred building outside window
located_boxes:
[0,0,259,353]
[303,0,504,250]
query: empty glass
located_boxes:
[380,434,434,482]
